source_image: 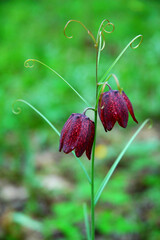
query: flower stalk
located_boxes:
[90,51,98,240]
[62,19,116,239]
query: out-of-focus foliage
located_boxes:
[0,0,160,239]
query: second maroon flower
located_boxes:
[98,90,138,131]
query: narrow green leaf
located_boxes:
[72,152,91,184]
[94,119,150,205]
[13,99,60,136]
[24,59,91,107]
[83,203,91,240]
[12,99,91,184]
[99,35,143,84]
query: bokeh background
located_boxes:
[0,0,160,239]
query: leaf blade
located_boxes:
[94,119,150,205]
[12,99,91,184]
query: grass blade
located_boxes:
[94,119,150,205]
[83,203,91,240]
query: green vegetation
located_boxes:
[0,0,160,239]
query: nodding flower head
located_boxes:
[59,113,95,160]
[98,90,138,131]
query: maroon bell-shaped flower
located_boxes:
[98,90,138,131]
[59,113,95,160]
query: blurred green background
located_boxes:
[0,0,160,239]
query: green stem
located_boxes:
[91,46,99,240]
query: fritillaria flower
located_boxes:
[98,90,138,131]
[59,113,95,160]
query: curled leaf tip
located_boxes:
[97,19,115,53]
[64,20,74,39]
[130,34,143,49]
[24,59,35,68]
[102,22,115,34]
[64,19,96,44]
[12,100,22,115]
[98,19,115,34]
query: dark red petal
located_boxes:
[63,114,82,154]
[86,120,95,160]
[102,91,117,131]
[113,91,128,128]
[75,116,90,158]
[98,94,107,132]
[59,114,74,152]
[122,91,138,124]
